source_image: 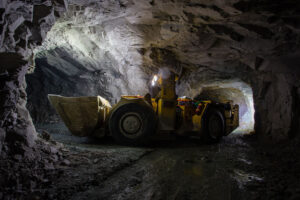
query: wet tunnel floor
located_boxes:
[35,123,300,200]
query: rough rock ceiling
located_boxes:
[34,0,300,71]
[31,0,300,94]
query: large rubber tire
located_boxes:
[109,103,157,145]
[203,108,225,143]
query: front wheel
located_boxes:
[109,103,157,145]
[203,108,225,143]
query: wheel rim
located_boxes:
[208,115,222,139]
[119,112,143,139]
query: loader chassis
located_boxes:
[48,73,239,145]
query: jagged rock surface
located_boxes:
[0,0,67,154]
[25,0,300,141]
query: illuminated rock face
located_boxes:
[1,0,300,152]
[0,0,67,154]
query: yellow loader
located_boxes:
[48,72,239,145]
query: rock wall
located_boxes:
[0,0,67,154]
[252,59,300,141]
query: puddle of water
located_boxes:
[238,158,252,165]
[231,169,264,189]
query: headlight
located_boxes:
[151,75,158,86]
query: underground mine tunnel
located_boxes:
[1,0,300,199]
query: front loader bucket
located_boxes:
[48,95,111,137]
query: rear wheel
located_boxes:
[203,108,225,143]
[109,103,157,145]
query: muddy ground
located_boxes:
[1,122,300,200]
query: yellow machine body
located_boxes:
[157,73,177,131]
[112,73,239,136]
[149,73,239,135]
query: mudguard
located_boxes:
[107,95,153,136]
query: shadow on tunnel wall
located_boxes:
[26,48,114,123]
